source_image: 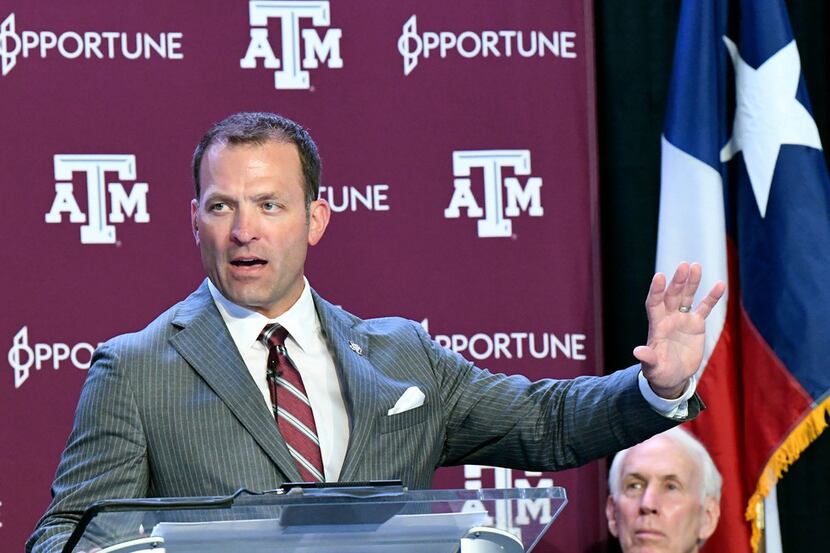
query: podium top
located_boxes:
[65,485,567,553]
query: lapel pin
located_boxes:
[348,341,363,356]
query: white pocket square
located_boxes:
[387,386,425,415]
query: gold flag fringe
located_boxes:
[746,396,830,552]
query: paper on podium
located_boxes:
[151,510,489,553]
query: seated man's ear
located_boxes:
[605,496,620,537]
[698,496,721,542]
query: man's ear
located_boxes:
[190,198,200,245]
[605,495,619,538]
[307,198,331,246]
[698,496,721,542]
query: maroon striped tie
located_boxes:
[258,324,325,482]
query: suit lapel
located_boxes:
[312,292,379,482]
[169,281,303,483]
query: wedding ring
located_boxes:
[679,305,692,313]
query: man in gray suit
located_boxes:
[27,112,724,552]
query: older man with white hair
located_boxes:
[606,427,722,553]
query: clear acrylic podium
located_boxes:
[63,484,567,553]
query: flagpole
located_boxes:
[763,486,782,553]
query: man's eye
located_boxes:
[262,202,278,211]
[624,482,643,493]
[209,202,226,212]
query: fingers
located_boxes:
[644,272,667,310]
[663,262,691,312]
[680,263,702,310]
[695,280,726,319]
[647,262,722,318]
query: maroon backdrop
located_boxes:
[1,1,602,551]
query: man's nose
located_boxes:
[231,209,258,244]
[639,485,660,515]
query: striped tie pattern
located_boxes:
[258,324,325,482]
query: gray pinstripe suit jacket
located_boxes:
[27,281,698,552]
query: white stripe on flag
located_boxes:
[657,135,729,376]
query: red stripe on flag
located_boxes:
[738,308,814,485]
[690,264,750,551]
[690,239,813,552]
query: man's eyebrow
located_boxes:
[625,472,683,481]
[203,192,232,202]
[250,192,281,201]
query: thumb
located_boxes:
[633,345,657,368]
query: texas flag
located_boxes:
[656,0,830,551]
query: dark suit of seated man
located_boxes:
[27,112,725,553]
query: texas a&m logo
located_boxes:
[444,150,544,238]
[239,0,343,90]
[44,154,149,244]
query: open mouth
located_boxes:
[231,258,267,267]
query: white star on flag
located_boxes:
[719,37,823,217]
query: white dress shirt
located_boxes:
[208,278,349,482]
[639,371,695,419]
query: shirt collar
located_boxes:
[207,277,320,353]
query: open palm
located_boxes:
[633,262,725,398]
